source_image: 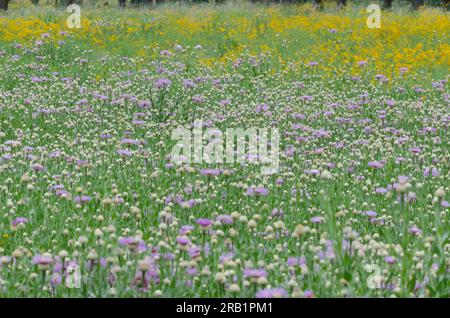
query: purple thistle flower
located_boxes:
[304,290,314,298]
[176,236,191,246]
[310,216,323,224]
[368,161,384,169]
[287,256,306,267]
[246,186,269,197]
[179,225,195,235]
[188,246,201,259]
[154,78,172,89]
[31,163,44,172]
[409,226,422,236]
[118,237,146,252]
[216,214,233,225]
[196,218,213,228]
[375,187,388,194]
[11,217,28,227]
[74,196,92,204]
[358,60,368,67]
[385,256,396,265]
[120,138,141,145]
[117,149,133,157]
[256,288,288,298]
[200,168,221,177]
[243,268,267,279]
[398,175,409,184]
[32,255,54,266]
[50,273,62,288]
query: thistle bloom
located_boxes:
[188,246,201,259]
[120,138,141,145]
[243,268,267,279]
[119,237,146,252]
[117,149,132,157]
[310,216,323,224]
[154,78,172,89]
[216,214,233,225]
[196,218,213,228]
[385,256,396,265]
[256,288,288,298]
[179,225,195,235]
[246,186,269,197]
[176,236,190,246]
[409,226,422,236]
[11,217,28,227]
[358,60,368,67]
[368,161,384,169]
[33,254,54,269]
[200,169,221,177]
[74,196,92,204]
[365,211,377,218]
[304,290,314,298]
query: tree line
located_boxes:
[1,0,449,11]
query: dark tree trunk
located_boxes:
[119,0,126,8]
[411,0,423,10]
[444,0,449,11]
[0,0,9,11]
[313,0,323,11]
[337,0,346,8]
[382,0,392,9]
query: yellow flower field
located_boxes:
[1,5,448,79]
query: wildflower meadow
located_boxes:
[0,2,449,299]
